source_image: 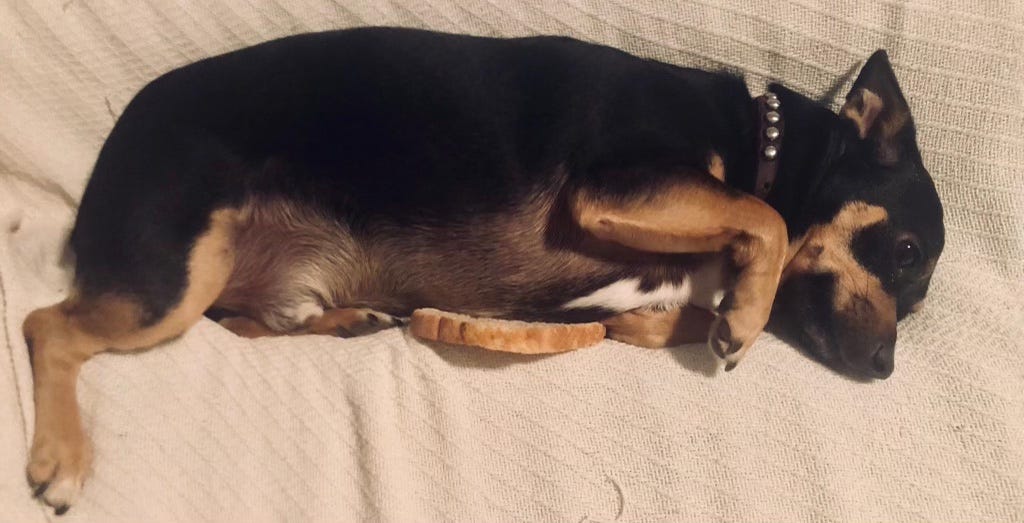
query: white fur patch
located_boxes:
[288,301,325,324]
[263,301,324,331]
[562,262,727,313]
[562,278,694,312]
[42,475,82,510]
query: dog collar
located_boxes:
[754,91,784,199]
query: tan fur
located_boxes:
[841,87,910,164]
[410,308,605,354]
[602,305,715,348]
[571,178,788,365]
[783,202,895,336]
[22,209,237,508]
[842,88,884,139]
[707,152,726,182]
[573,185,739,254]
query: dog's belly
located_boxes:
[214,193,729,329]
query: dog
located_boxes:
[22,27,943,513]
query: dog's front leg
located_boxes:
[573,174,788,368]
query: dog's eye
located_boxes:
[895,238,921,270]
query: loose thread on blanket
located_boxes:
[104,97,117,122]
[606,474,624,521]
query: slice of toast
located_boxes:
[409,308,606,354]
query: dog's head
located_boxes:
[768,51,944,379]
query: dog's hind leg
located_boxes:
[21,210,236,513]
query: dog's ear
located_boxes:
[841,50,916,165]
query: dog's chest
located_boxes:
[560,261,727,313]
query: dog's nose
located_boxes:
[870,342,895,379]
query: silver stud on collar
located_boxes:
[762,92,781,161]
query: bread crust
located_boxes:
[409,308,606,354]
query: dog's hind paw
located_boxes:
[307,307,404,337]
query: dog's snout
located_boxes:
[870,342,895,379]
[837,323,896,379]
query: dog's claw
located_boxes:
[708,316,742,359]
[724,338,741,355]
[724,361,737,372]
[55,505,69,516]
[33,482,49,498]
[708,318,727,358]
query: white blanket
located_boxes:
[2,1,1022,521]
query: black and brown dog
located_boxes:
[23,27,943,512]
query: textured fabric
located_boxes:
[1,1,1022,521]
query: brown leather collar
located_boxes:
[754,92,783,200]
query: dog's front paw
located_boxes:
[707,294,769,371]
[28,428,91,515]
